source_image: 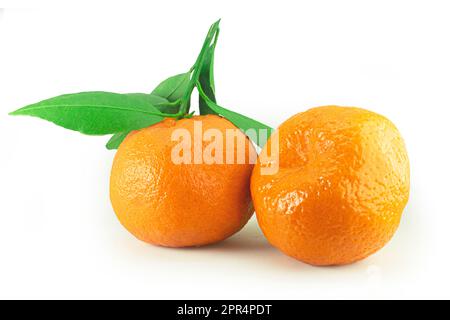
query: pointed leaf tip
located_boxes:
[9,92,166,135]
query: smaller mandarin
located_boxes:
[110,115,256,247]
[251,106,410,266]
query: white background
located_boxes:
[0,1,449,299]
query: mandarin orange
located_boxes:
[110,115,256,247]
[251,106,410,265]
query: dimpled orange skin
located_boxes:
[110,115,256,247]
[251,106,410,266]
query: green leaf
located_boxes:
[199,26,220,115]
[197,84,273,147]
[106,131,131,150]
[10,91,165,135]
[151,73,191,103]
[199,45,219,115]
[178,19,221,115]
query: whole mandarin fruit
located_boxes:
[251,106,410,266]
[110,115,256,247]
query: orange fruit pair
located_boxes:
[110,106,410,265]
